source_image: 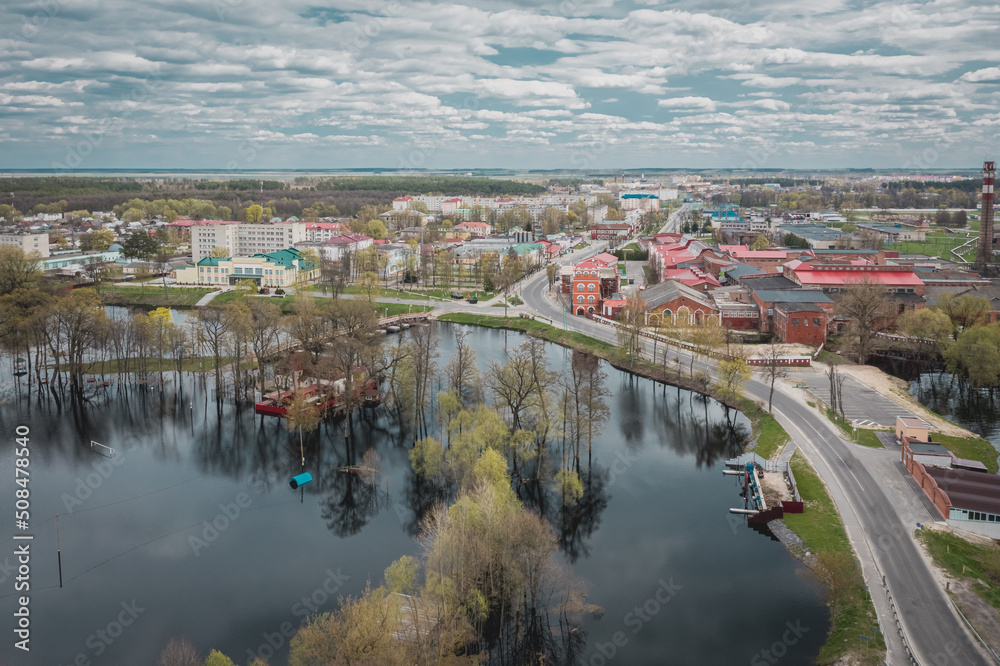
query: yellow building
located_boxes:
[174,248,318,287]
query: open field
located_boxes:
[891,232,975,260]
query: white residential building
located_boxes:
[0,232,50,258]
[190,222,307,261]
[297,234,374,262]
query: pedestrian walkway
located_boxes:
[777,441,798,464]
[194,289,224,307]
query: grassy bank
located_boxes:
[438,312,621,358]
[102,285,214,309]
[207,293,433,319]
[736,397,790,459]
[932,433,999,474]
[783,452,887,664]
[916,528,1000,608]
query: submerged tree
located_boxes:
[293,449,597,666]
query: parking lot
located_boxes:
[798,372,915,428]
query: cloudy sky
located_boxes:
[1,0,998,170]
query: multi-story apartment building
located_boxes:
[190,222,307,261]
[0,231,50,258]
[303,222,349,242]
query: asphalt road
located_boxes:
[659,202,691,234]
[516,256,989,666]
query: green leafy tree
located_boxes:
[245,204,263,223]
[936,293,991,338]
[0,247,42,295]
[715,358,751,402]
[203,650,237,666]
[123,207,144,223]
[121,232,159,261]
[944,325,1000,389]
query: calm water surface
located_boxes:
[0,324,827,665]
[911,372,1000,456]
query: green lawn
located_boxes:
[917,528,1000,609]
[209,292,433,319]
[783,452,887,664]
[102,285,215,309]
[892,233,975,260]
[210,291,305,313]
[374,302,433,317]
[736,397,790,459]
[932,433,999,474]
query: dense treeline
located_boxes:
[3,176,544,220]
[884,179,981,194]
[0,177,146,196]
[310,176,545,196]
[727,177,823,187]
[714,181,981,212]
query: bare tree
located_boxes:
[325,298,381,440]
[286,295,329,362]
[443,329,479,406]
[157,638,202,666]
[826,363,847,420]
[836,277,892,364]
[405,324,438,441]
[616,292,646,364]
[757,338,784,413]
[196,307,230,397]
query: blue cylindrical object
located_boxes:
[289,472,313,489]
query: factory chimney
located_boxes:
[977,160,996,270]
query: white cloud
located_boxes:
[961,67,1000,83]
[0,0,995,167]
[658,96,717,112]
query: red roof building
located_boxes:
[663,267,722,291]
[722,247,813,274]
[783,260,925,295]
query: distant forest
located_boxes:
[1,176,546,219]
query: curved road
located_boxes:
[514,244,988,666]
